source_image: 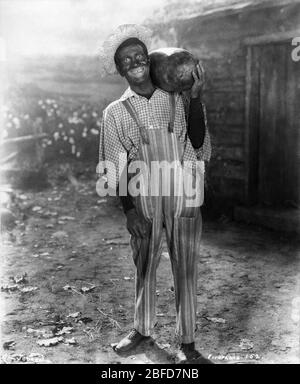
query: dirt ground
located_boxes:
[1,163,299,364]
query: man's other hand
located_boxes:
[191,62,205,99]
[126,209,151,238]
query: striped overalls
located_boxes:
[122,94,204,343]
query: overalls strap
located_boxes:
[122,99,149,144]
[168,92,176,133]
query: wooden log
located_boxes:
[0,151,18,164]
[1,133,48,145]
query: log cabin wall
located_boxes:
[151,1,300,211]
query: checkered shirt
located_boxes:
[98,87,211,188]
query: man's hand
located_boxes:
[190,62,205,99]
[126,208,151,238]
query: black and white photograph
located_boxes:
[0,0,299,366]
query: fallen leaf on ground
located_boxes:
[239,339,254,350]
[1,352,49,364]
[157,313,165,317]
[103,239,128,245]
[63,285,76,291]
[52,231,68,239]
[80,285,96,293]
[76,317,93,324]
[19,286,39,293]
[26,328,53,338]
[27,353,52,364]
[1,284,19,292]
[59,216,75,221]
[205,317,226,324]
[123,277,131,281]
[159,343,171,349]
[67,311,81,318]
[40,252,50,257]
[1,353,27,363]
[32,206,42,212]
[37,336,64,347]
[64,338,77,345]
[54,326,74,336]
[11,273,27,284]
[3,341,16,350]
[48,212,58,217]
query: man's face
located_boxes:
[116,44,150,85]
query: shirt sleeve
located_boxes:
[97,107,128,192]
[181,93,212,162]
[188,98,206,149]
[194,102,212,162]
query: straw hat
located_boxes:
[99,24,153,77]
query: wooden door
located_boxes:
[247,42,300,207]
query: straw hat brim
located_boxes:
[99,24,153,77]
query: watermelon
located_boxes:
[149,47,198,92]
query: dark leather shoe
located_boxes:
[176,342,214,364]
[112,329,149,353]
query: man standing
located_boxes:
[98,24,211,363]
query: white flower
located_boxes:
[82,132,87,138]
[13,117,20,129]
[53,132,59,141]
[90,128,99,135]
[69,137,75,144]
[76,151,81,158]
[70,129,75,135]
[92,112,98,118]
[58,123,63,129]
[71,145,76,154]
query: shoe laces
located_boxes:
[128,329,139,339]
